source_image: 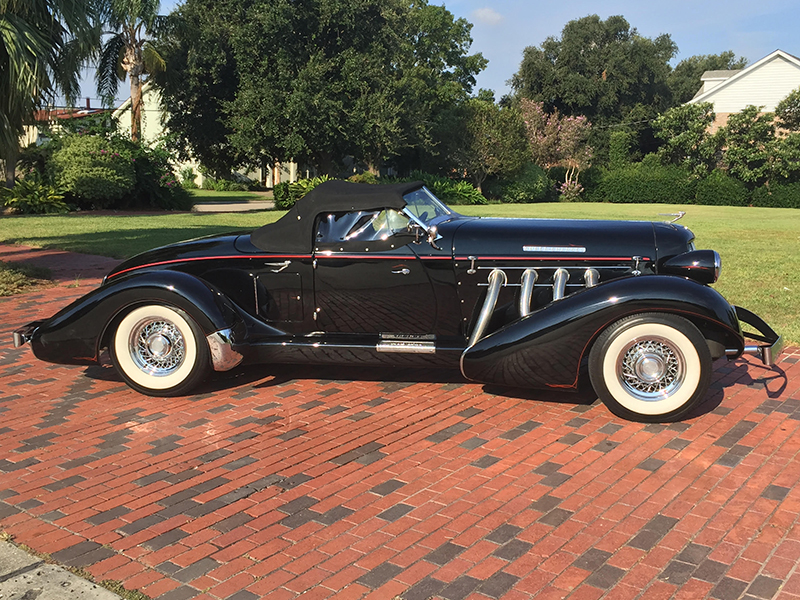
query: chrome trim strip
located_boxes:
[523,246,586,253]
[376,341,436,354]
[206,328,244,372]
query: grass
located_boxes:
[0,202,797,342]
[188,189,266,203]
[0,261,52,296]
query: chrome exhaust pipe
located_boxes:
[552,268,569,301]
[584,268,599,288]
[468,269,507,347]
[519,268,538,317]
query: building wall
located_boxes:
[697,55,800,114]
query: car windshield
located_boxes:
[402,186,452,227]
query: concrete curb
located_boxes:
[0,541,123,600]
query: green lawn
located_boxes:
[1,202,798,342]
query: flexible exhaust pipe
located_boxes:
[584,268,599,288]
[468,269,507,347]
[553,268,569,301]
[519,268,538,317]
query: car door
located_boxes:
[313,208,437,334]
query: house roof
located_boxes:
[690,49,800,106]
[33,108,109,122]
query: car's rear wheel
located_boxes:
[111,304,210,396]
[589,313,712,422]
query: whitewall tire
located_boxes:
[589,313,712,422]
[111,304,210,396]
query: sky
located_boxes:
[79,0,800,107]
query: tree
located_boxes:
[776,87,800,132]
[449,99,529,192]
[96,0,166,142]
[721,105,776,188]
[668,51,747,105]
[519,99,593,191]
[511,15,676,131]
[653,102,722,176]
[155,0,485,177]
[1,0,98,186]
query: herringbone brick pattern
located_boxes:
[1,246,799,600]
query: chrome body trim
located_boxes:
[206,328,244,372]
[519,268,538,317]
[468,269,507,347]
[552,268,569,300]
[376,340,436,353]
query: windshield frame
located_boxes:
[401,186,453,229]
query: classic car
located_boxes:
[14,180,783,421]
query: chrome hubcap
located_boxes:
[618,338,684,401]
[130,319,185,376]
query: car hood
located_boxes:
[449,217,658,261]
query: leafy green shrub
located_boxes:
[751,183,800,208]
[201,177,249,192]
[595,163,696,204]
[0,176,69,214]
[405,171,486,205]
[348,172,380,184]
[274,175,331,209]
[273,182,291,208]
[47,135,137,208]
[493,163,553,203]
[44,134,191,211]
[694,170,749,206]
[179,166,198,188]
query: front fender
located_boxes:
[30,270,243,365]
[461,275,743,389]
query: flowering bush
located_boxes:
[558,180,584,202]
[39,134,192,210]
[47,135,137,208]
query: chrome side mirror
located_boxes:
[407,221,423,244]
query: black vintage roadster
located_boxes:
[14,181,782,421]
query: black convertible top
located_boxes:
[251,180,424,253]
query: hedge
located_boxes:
[751,182,800,208]
[595,164,697,204]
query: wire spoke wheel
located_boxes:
[589,313,712,422]
[111,304,209,396]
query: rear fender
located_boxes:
[460,275,742,389]
[30,271,243,366]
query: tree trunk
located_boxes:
[4,144,19,188]
[130,73,142,142]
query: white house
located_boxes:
[689,49,800,131]
[113,81,298,187]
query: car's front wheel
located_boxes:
[588,313,712,422]
[110,304,210,396]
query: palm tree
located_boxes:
[96,0,165,142]
[0,0,98,187]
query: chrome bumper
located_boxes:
[725,306,783,366]
[206,328,244,372]
[12,322,41,348]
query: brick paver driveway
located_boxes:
[1,246,799,600]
